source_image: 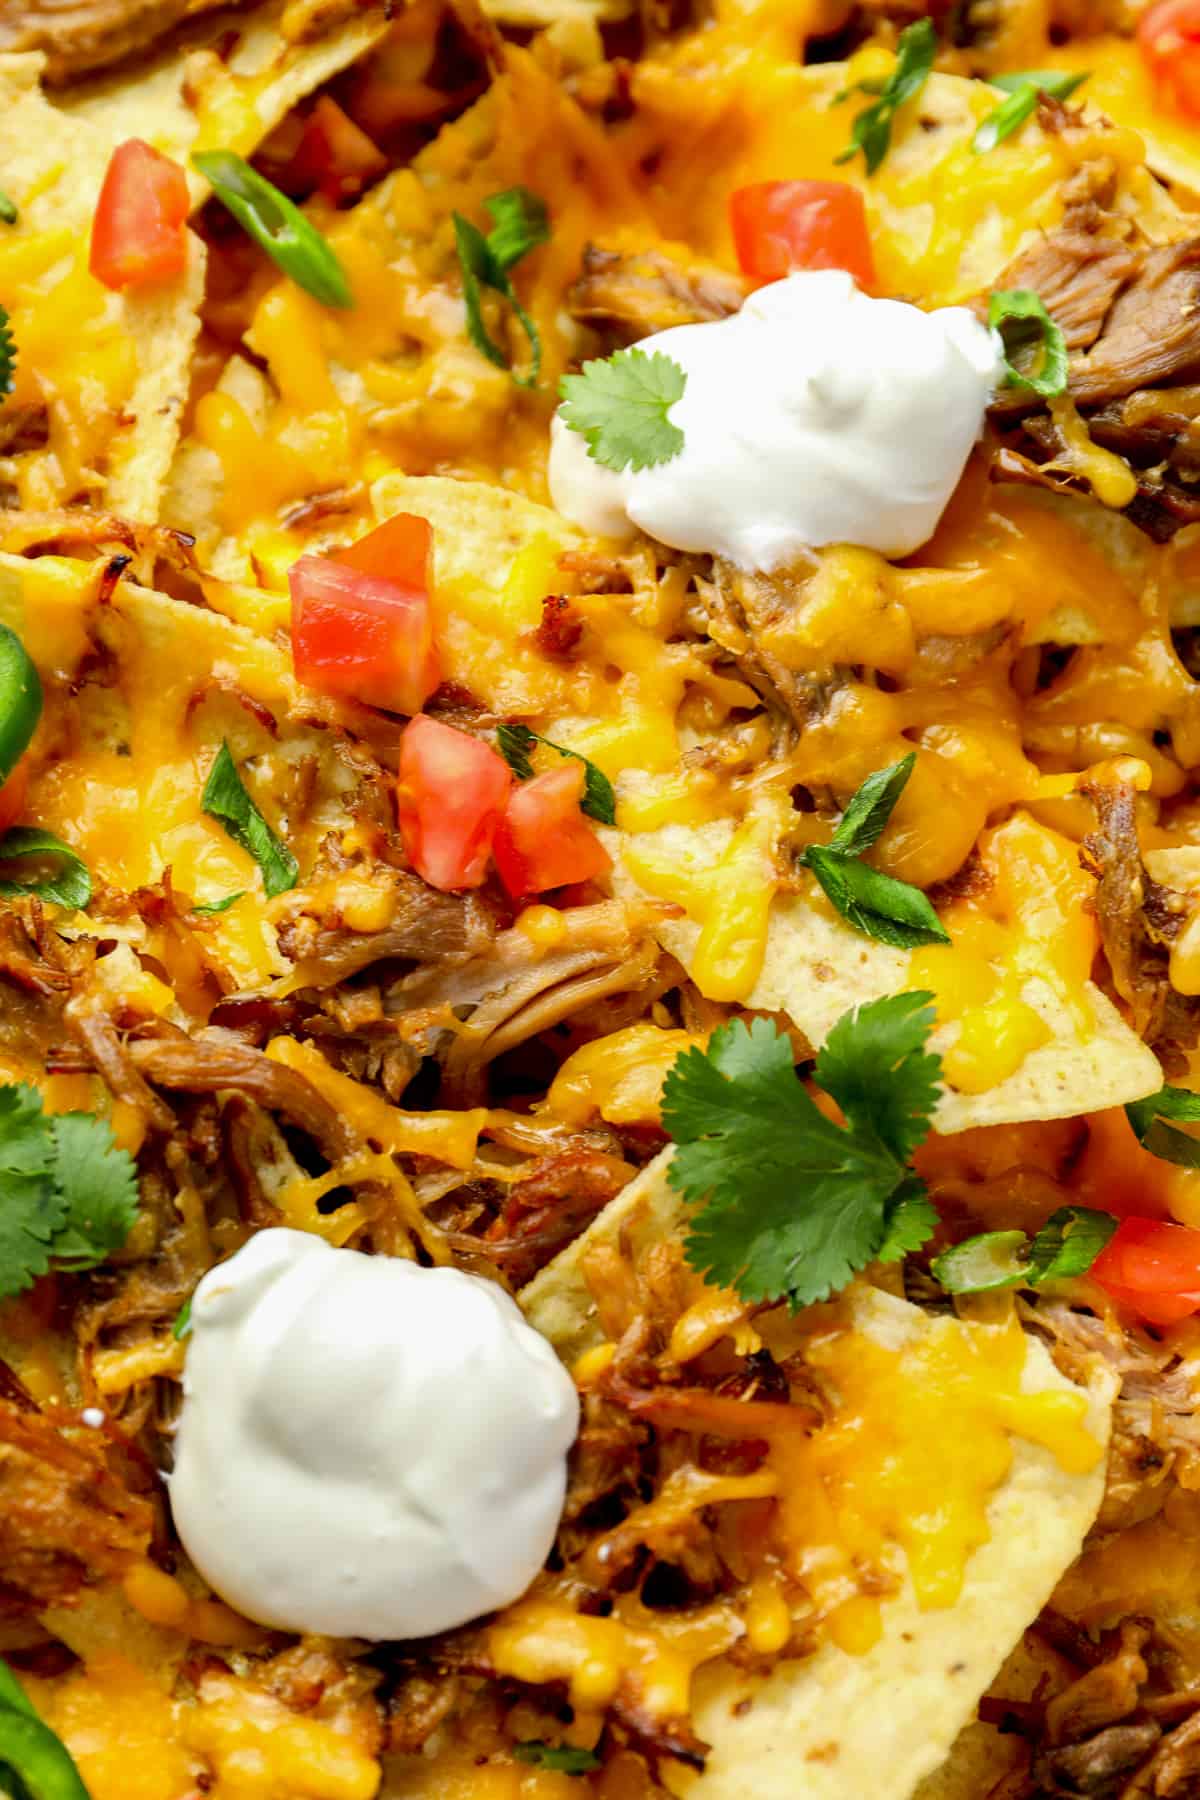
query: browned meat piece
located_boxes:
[126,1025,357,1162]
[478,1146,634,1283]
[1035,1720,1161,1795]
[993,229,1141,355]
[532,594,584,661]
[1046,1621,1151,1746]
[1025,1299,1200,1533]
[63,992,175,1135]
[275,875,495,987]
[700,559,843,738]
[0,0,244,82]
[568,245,748,350]
[1078,771,1200,1070]
[0,1402,152,1613]
[1067,243,1200,409]
[1122,1707,1200,1795]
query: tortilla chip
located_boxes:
[58,0,390,190]
[522,1155,1117,1800]
[0,54,204,522]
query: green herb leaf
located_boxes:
[799,757,949,950]
[0,1691,90,1800]
[828,752,916,857]
[496,722,616,826]
[0,828,91,911]
[0,306,16,400]
[802,849,950,949]
[192,151,352,308]
[0,625,41,789]
[662,993,941,1309]
[0,1086,67,1301]
[453,187,549,387]
[45,1113,140,1271]
[933,1205,1116,1294]
[973,69,1088,153]
[0,192,17,227]
[1125,1084,1200,1169]
[835,19,937,174]
[0,1085,138,1300]
[559,347,686,474]
[173,1296,193,1340]
[193,890,246,916]
[484,188,550,273]
[989,288,1069,398]
[201,741,298,899]
[513,1743,601,1775]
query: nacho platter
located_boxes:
[2,2,1200,1797]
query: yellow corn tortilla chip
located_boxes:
[58,0,390,195]
[0,54,205,522]
[521,1154,1117,1800]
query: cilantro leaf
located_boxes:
[989,288,1069,399]
[513,1743,601,1775]
[496,722,616,826]
[558,347,686,474]
[0,1086,139,1299]
[453,187,548,387]
[45,1113,140,1271]
[0,1087,65,1300]
[201,741,298,899]
[835,19,937,174]
[193,890,245,915]
[1125,1084,1200,1169]
[0,305,16,400]
[933,1206,1116,1294]
[799,757,949,950]
[662,995,942,1309]
[815,989,941,1163]
[973,69,1087,153]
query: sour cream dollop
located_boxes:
[169,1228,579,1638]
[548,269,1003,569]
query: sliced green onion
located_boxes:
[1126,1084,1200,1169]
[1025,1206,1117,1284]
[989,288,1069,399]
[193,890,245,916]
[931,1230,1029,1294]
[201,741,298,899]
[0,191,18,227]
[173,1296,193,1340]
[973,70,1088,153]
[0,829,90,911]
[0,1678,90,1800]
[192,151,352,309]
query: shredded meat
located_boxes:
[0,1403,152,1613]
[275,875,495,987]
[1067,243,1200,410]
[0,0,244,83]
[1078,772,1200,1070]
[568,244,749,349]
[479,1147,634,1284]
[62,992,175,1135]
[992,229,1141,356]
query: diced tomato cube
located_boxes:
[90,140,190,291]
[493,761,610,899]
[396,716,512,891]
[729,180,875,288]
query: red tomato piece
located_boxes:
[296,97,387,204]
[1139,0,1200,118]
[89,140,190,291]
[493,761,610,899]
[729,181,875,288]
[0,758,29,836]
[289,515,440,714]
[397,716,512,891]
[1091,1216,1200,1325]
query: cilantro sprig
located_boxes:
[496,722,616,825]
[799,754,949,949]
[835,20,937,175]
[0,1084,138,1301]
[454,187,549,387]
[973,69,1088,153]
[662,992,942,1310]
[1125,1085,1200,1169]
[989,289,1068,399]
[201,741,298,899]
[558,347,686,473]
[933,1206,1116,1294]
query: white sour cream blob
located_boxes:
[549,269,1003,569]
[169,1228,579,1639]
